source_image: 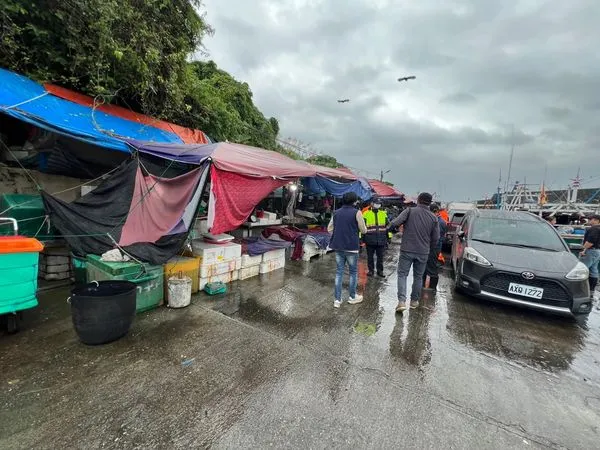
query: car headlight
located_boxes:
[565,262,589,280]
[464,247,491,266]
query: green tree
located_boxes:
[306,154,343,169]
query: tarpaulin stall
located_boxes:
[128,141,318,235]
[367,179,404,200]
[0,68,210,179]
[42,158,209,265]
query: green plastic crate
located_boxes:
[71,254,87,286]
[0,252,39,314]
[0,194,56,240]
[86,255,163,313]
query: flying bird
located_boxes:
[337,99,350,103]
[397,76,416,82]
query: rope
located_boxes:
[33,215,49,237]
[0,92,49,111]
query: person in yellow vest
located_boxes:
[363,197,390,277]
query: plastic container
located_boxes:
[167,275,192,308]
[0,194,54,239]
[164,256,200,294]
[86,255,163,313]
[204,281,227,295]
[0,231,44,333]
[71,253,87,286]
[69,280,136,345]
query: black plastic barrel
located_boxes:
[69,280,137,345]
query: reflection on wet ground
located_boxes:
[1,240,600,448]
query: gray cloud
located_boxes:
[200,0,600,199]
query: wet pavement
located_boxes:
[1,240,600,449]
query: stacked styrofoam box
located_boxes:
[259,248,286,274]
[192,240,242,289]
[238,253,262,280]
[39,247,73,281]
[302,239,323,261]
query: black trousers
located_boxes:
[367,245,385,274]
[423,247,441,286]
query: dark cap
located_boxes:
[430,203,440,213]
[417,192,433,205]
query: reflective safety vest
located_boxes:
[363,209,391,245]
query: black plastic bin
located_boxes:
[69,280,136,345]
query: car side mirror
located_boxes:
[457,230,465,239]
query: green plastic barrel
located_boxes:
[85,255,163,313]
[0,252,39,314]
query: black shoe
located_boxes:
[367,272,374,277]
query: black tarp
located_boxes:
[42,159,200,265]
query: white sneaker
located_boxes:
[348,294,363,305]
[334,300,342,308]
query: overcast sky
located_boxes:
[200,0,599,200]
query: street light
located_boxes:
[380,170,391,182]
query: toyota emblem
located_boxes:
[521,271,535,280]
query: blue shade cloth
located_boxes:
[303,176,372,200]
[0,68,182,152]
[243,236,292,256]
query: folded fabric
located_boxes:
[243,235,292,256]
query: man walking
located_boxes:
[579,214,600,298]
[422,203,447,292]
[387,192,440,312]
[328,192,368,308]
[363,197,390,278]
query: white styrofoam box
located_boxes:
[39,263,70,274]
[43,247,70,257]
[40,255,70,265]
[238,265,260,280]
[262,248,286,262]
[259,255,286,274]
[222,242,242,260]
[302,241,323,261]
[241,254,262,268]
[199,270,239,290]
[192,239,226,264]
[39,270,71,281]
[264,212,277,221]
[199,257,241,278]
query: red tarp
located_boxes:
[119,165,203,246]
[208,166,289,234]
[44,84,210,145]
[368,179,403,197]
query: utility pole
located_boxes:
[380,169,391,182]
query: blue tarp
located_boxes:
[0,69,182,152]
[303,176,372,200]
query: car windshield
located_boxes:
[471,217,565,251]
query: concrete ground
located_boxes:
[1,241,599,449]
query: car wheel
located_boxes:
[454,263,464,293]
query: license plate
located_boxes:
[508,283,543,299]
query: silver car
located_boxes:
[451,209,592,316]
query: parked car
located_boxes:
[443,202,477,250]
[451,209,592,316]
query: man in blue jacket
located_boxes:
[328,192,368,308]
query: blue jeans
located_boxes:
[397,251,428,302]
[581,248,600,278]
[335,251,358,301]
